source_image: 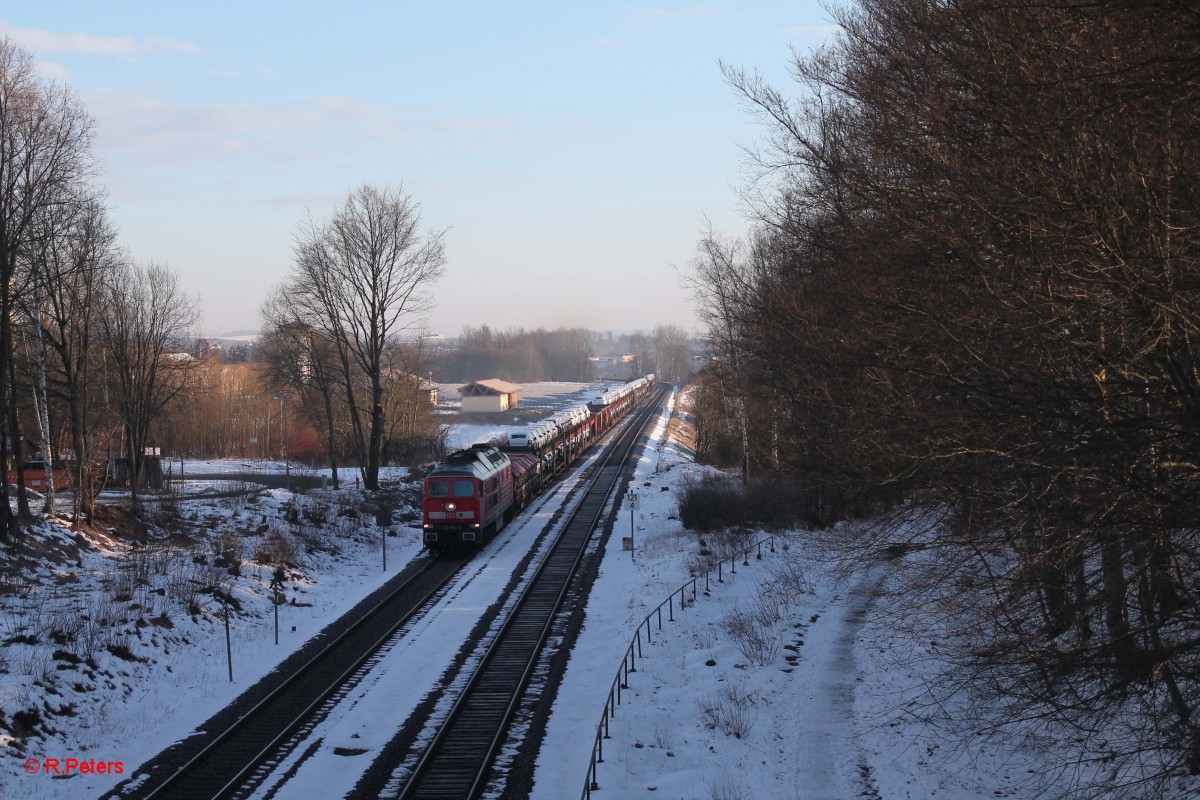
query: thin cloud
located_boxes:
[1,24,200,57]
[588,37,621,48]
[81,88,420,169]
[35,59,71,82]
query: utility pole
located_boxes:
[270,567,285,646]
[223,589,233,682]
[272,393,290,492]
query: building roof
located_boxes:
[459,378,522,397]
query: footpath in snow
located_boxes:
[528,390,1078,800]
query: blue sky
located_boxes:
[4,2,837,338]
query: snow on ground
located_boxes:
[241,466,600,800]
[0,380,608,798]
[0,484,422,799]
[153,458,409,483]
[3,381,1174,800]
[527,391,1117,800]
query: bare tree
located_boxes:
[439,326,603,382]
[381,335,445,465]
[0,37,93,537]
[652,323,692,385]
[100,261,198,504]
[627,331,652,380]
[24,193,116,524]
[260,288,349,488]
[688,225,758,484]
[706,0,1200,790]
[284,185,446,490]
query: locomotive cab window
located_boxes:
[428,481,449,497]
[454,480,475,497]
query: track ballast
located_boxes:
[395,386,668,800]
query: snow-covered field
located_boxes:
[441,381,607,452]
[1,382,1185,799]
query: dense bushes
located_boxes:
[677,474,822,533]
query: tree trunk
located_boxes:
[33,311,54,514]
[8,356,29,518]
[1100,532,1137,681]
[321,386,340,490]
[0,291,14,540]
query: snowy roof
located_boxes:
[459,378,521,396]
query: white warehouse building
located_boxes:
[458,379,522,412]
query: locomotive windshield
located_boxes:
[454,480,475,497]
[428,480,449,497]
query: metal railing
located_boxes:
[580,533,779,799]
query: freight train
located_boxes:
[422,375,655,553]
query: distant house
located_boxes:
[459,379,521,412]
[382,369,440,404]
[419,378,439,405]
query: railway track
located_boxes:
[395,386,668,800]
[111,386,664,800]
[114,556,465,800]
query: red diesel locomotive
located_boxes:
[422,375,654,553]
[422,444,514,546]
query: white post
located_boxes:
[627,490,639,561]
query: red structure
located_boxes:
[422,444,514,546]
[423,375,655,553]
[4,462,72,491]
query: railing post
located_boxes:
[584,537,790,800]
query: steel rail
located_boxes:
[133,555,462,800]
[396,386,667,800]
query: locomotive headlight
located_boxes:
[445,502,457,512]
